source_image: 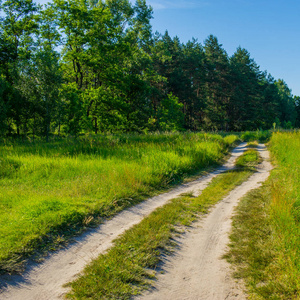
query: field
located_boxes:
[0,132,238,273]
[2,130,300,299]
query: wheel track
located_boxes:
[136,144,272,300]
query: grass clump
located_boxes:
[66,150,258,299]
[0,132,238,274]
[240,130,271,143]
[247,141,259,148]
[226,132,300,299]
[235,149,261,170]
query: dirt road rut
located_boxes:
[136,144,272,300]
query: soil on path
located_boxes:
[0,142,259,300]
[136,144,272,300]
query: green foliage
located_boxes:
[60,83,82,135]
[203,35,230,130]
[240,130,271,143]
[0,76,9,135]
[229,47,264,130]
[295,96,300,127]
[275,79,297,126]
[156,93,184,131]
[0,132,237,273]
[0,0,298,137]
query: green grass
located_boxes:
[240,130,271,143]
[235,149,261,170]
[65,149,259,299]
[0,132,238,274]
[226,131,300,299]
[247,141,259,148]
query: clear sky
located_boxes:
[36,0,300,96]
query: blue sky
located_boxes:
[36,0,300,96]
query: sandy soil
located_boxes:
[0,142,261,300]
[136,144,272,300]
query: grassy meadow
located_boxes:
[66,149,259,299]
[0,132,238,273]
[226,131,300,299]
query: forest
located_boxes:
[0,0,299,139]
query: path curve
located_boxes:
[0,143,250,300]
[136,144,273,300]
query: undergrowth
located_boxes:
[66,148,259,299]
[240,130,271,143]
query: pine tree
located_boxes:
[203,35,230,130]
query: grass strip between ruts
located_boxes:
[66,149,259,299]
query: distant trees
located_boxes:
[275,79,297,128]
[295,96,300,128]
[0,0,39,136]
[229,47,262,130]
[0,0,299,139]
[150,34,299,132]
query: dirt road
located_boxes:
[136,144,272,300]
[0,143,266,300]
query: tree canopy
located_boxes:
[0,0,298,138]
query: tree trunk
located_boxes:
[94,118,98,134]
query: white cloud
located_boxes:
[147,0,209,10]
[149,2,167,10]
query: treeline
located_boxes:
[0,0,299,139]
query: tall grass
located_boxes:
[0,132,238,274]
[226,131,300,299]
[267,132,300,297]
[240,130,271,143]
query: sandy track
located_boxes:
[136,144,272,300]
[0,143,250,300]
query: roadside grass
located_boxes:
[226,132,300,299]
[66,148,259,299]
[0,132,238,274]
[240,130,271,143]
